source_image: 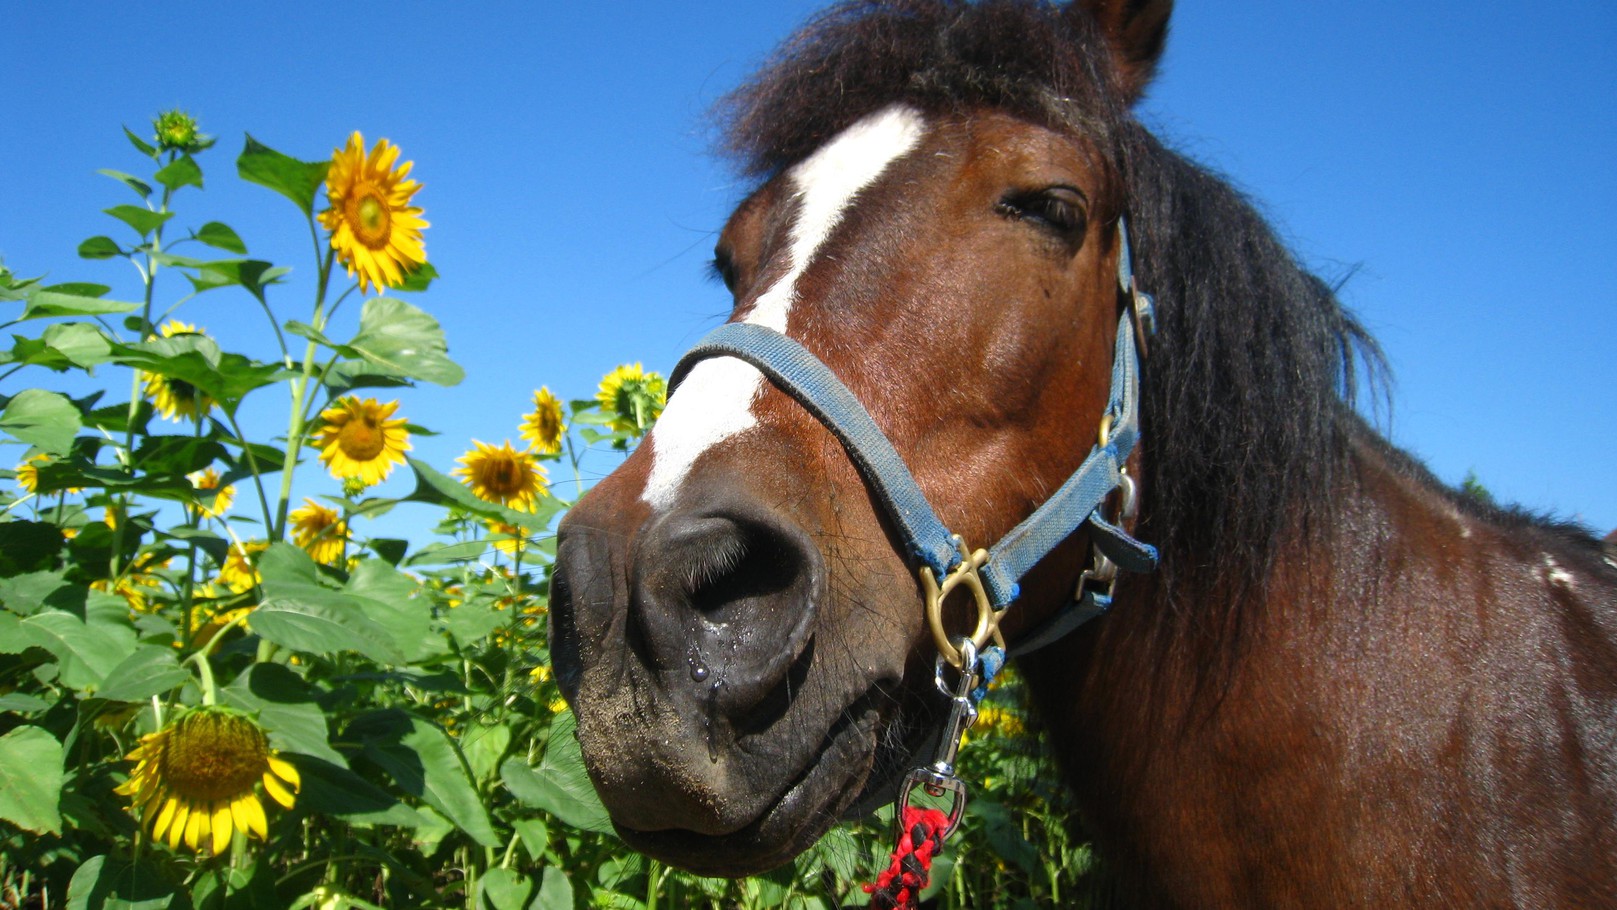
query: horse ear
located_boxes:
[1072,0,1173,102]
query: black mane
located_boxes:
[718,0,1394,605]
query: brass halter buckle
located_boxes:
[920,536,1008,670]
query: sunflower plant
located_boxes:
[0,111,1085,910]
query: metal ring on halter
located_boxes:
[919,537,1007,669]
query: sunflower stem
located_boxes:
[111,168,176,578]
[191,646,219,707]
[271,241,335,541]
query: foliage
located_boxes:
[0,113,1089,909]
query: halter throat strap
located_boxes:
[669,219,1158,658]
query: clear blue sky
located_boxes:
[5,2,1614,537]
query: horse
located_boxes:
[548,1,1617,905]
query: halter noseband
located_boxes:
[669,218,1158,663]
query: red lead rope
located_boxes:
[863,805,953,909]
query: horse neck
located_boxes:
[1014,429,1617,906]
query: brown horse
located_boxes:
[549,1,1617,905]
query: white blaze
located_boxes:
[642,105,927,510]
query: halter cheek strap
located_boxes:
[669,219,1158,659]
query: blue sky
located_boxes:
[5,2,1614,538]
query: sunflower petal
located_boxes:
[211,801,233,855]
[184,803,206,851]
[266,754,301,790]
[234,792,268,840]
[151,795,178,841]
[262,770,296,809]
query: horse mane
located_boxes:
[720,0,1606,640]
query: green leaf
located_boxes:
[18,288,139,321]
[108,337,287,418]
[66,854,191,910]
[184,259,289,304]
[283,319,348,352]
[153,154,203,191]
[132,436,226,479]
[40,322,115,369]
[478,868,532,910]
[347,297,464,386]
[19,609,137,691]
[96,645,191,702]
[237,135,328,216]
[395,261,438,293]
[293,756,416,825]
[0,522,65,578]
[221,663,346,766]
[0,388,82,455]
[0,569,79,617]
[98,166,153,197]
[252,543,406,664]
[460,723,512,785]
[500,712,613,833]
[103,204,174,238]
[532,868,576,910]
[0,693,49,712]
[195,221,247,254]
[444,592,508,649]
[364,714,501,847]
[77,235,124,260]
[0,726,63,834]
[122,126,160,160]
[345,559,446,663]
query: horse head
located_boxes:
[550,0,1171,877]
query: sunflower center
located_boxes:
[159,710,270,801]
[486,457,524,496]
[348,185,392,249]
[337,416,388,461]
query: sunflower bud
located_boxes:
[153,110,201,152]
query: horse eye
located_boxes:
[998,187,1088,238]
[709,248,739,293]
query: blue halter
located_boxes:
[669,219,1158,659]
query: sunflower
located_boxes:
[453,440,547,511]
[91,572,165,614]
[187,468,236,520]
[485,519,530,557]
[289,499,349,566]
[140,320,214,423]
[317,132,428,293]
[596,363,667,434]
[14,454,47,494]
[115,706,300,855]
[313,396,411,487]
[519,387,567,455]
[218,540,269,593]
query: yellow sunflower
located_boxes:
[313,396,411,487]
[14,454,47,494]
[289,499,349,566]
[453,440,547,511]
[141,320,214,423]
[317,132,428,293]
[91,572,165,614]
[596,363,667,434]
[219,540,269,593]
[187,468,236,520]
[519,387,567,455]
[485,519,535,557]
[115,706,300,855]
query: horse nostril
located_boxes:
[633,507,822,704]
[663,515,808,622]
